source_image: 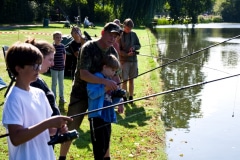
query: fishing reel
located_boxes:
[111,89,126,98]
[48,129,79,145]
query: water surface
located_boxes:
[156,23,240,160]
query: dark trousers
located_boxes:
[89,118,111,160]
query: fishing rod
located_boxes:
[71,73,240,118]
[119,34,240,85]
[68,35,240,106]
[161,56,232,75]
[141,42,180,47]
[137,53,160,58]
[1,73,240,139]
[137,53,232,75]
[3,11,92,98]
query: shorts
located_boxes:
[89,117,111,159]
[67,96,88,130]
[121,61,138,81]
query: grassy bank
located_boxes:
[0,23,166,159]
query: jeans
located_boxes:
[50,69,64,99]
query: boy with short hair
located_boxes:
[119,18,141,103]
[2,42,72,160]
[87,54,124,159]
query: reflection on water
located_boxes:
[157,24,240,160]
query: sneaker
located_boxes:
[123,96,127,102]
[129,96,133,104]
[59,97,67,103]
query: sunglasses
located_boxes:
[32,64,42,71]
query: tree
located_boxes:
[166,0,214,25]
[112,0,164,25]
[221,0,240,22]
[0,0,34,23]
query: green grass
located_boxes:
[0,23,166,159]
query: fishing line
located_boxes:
[1,73,240,139]
[3,1,93,98]
[141,42,180,47]
[68,35,240,106]
[71,73,240,118]
[137,53,160,58]
[232,77,239,117]
[138,52,233,76]
[119,34,240,85]
[161,56,232,75]
[139,53,230,76]
[161,94,198,107]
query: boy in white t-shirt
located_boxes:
[2,42,72,160]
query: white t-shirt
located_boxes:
[2,86,55,160]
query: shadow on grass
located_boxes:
[116,102,150,128]
[72,128,92,150]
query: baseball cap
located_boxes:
[104,22,122,35]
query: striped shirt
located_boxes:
[51,43,66,70]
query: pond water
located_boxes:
[155,23,240,160]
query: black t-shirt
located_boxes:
[69,40,82,58]
[70,40,119,99]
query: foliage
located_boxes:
[166,0,214,25]
[0,0,164,26]
[113,0,164,25]
[94,3,114,23]
[0,0,34,23]
[156,18,171,25]
[198,15,223,23]
[213,0,226,15]
[221,0,240,22]
[3,0,240,26]
[212,15,223,22]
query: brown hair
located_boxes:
[102,54,120,70]
[6,42,43,76]
[123,18,134,28]
[25,38,55,58]
[71,26,81,35]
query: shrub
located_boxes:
[212,16,223,22]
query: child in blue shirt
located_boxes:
[87,54,124,160]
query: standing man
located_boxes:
[59,22,122,160]
[119,18,141,103]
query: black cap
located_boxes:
[104,22,122,35]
